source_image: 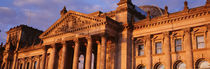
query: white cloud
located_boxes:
[0,7,10,11]
[13,0,44,6]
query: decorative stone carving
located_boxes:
[55,15,91,33]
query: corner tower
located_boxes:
[116,0,134,25]
[116,0,135,69]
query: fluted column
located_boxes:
[100,35,107,69]
[145,35,152,69]
[61,41,67,69]
[96,41,101,69]
[49,44,57,69]
[41,46,48,69]
[72,38,80,69]
[163,32,171,69]
[85,36,93,69]
[184,28,193,69]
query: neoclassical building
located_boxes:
[1,0,210,69]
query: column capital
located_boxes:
[183,28,192,34]
[85,36,92,40]
[42,45,49,51]
[61,41,68,47]
[96,41,101,45]
[73,38,79,43]
[163,31,170,37]
[144,35,151,40]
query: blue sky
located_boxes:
[0,0,207,43]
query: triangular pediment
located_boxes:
[40,10,105,39]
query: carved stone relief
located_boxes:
[55,15,92,33]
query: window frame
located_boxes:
[155,42,162,54]
[196,35,205,49]
[138,44,145,56]
[175,38,182,52]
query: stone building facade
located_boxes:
[0,0,210,69]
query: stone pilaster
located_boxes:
[49,44,57,69]
[72,38,80,69]
[61,41,67,69]
[145,35,152,69]
[121,26,133,69]
[96,41,101,69]
[132,38,136,69]
[41,46,48,69]
[163,32,171,69]
[100,35,107,69]
[85,36,93,69]
[184,28,193,69]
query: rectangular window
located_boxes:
[175,39,182,52]
[196,36,205,49]
[155,42,162,54]
[138,45,144,56]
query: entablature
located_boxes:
[133,7,210,30]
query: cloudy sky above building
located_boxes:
[0,0,206,43]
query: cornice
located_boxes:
[134,10,209,30]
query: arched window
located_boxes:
[197,60,210,69]
[137,64,146,69]
[34,61,37,69]
[78,54,84,69]
[154,63,165,69]
[174,61,186,69]
[27,62,30,69]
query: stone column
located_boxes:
[100,35,107,69]
[23,59,26,69]
[29,57,33,69]
[184,28,193,69]
[72,38,80,69]
[61,41,67,69]
[12,51,18,69]
[163,32,171,69]
[85,36,93,69]
[49,44,57,69]
[41,46,48,69]
[15,60,19,69]
[207,24,210,48]
[145,35,152,69]
[96,41,101,69]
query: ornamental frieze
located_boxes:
[55,15,92,33]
